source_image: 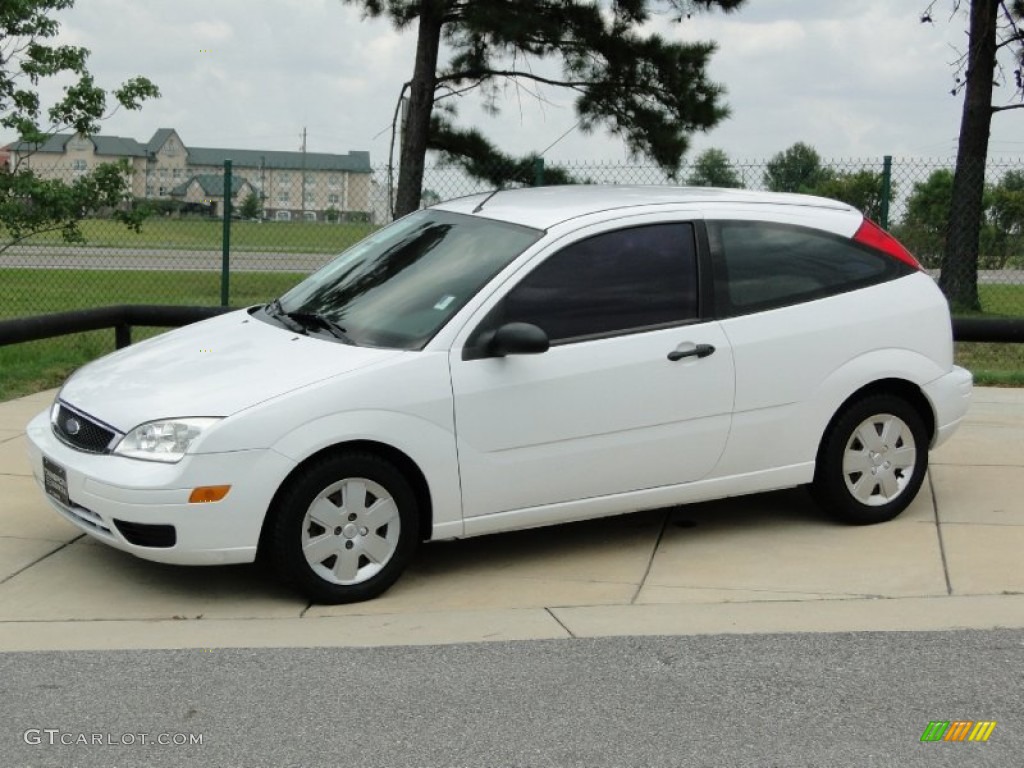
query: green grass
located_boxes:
[0,268,305,401]
[972,284,1024,318]
[0,268,303,318]
[954,342,1024,386]
[3,218,375,253]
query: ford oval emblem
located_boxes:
[65,417,81,436]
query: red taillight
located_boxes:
[853,219,922,270]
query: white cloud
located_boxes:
[5,0,1020,169]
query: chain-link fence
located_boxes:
[1,155,1022,398]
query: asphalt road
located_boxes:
[1,629,1021,768]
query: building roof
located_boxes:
[146,128,177,154]
[9,133,147,157]
[171,174,252,198]
[186,146,371,173]
[93,135,147,157]
[8,129,371,172]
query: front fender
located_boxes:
[270,410,462,538]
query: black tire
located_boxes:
[268,451,420,603]
[812,394,929,525]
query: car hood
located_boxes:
[57,309,402,432]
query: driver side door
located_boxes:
[449,216,735,522]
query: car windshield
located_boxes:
[276,210,542,349]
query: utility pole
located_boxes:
[300,127,307,217]
[259,155,265,222]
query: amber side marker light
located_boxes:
[189,485,231,503]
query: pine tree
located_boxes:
[344,0,745,216]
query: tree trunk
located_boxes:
[939,0,998,312]
[394,1,445,218]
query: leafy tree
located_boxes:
[763,142,833,193]
[344,0,746,216]
[922,0,1024,310]
[814,170,890,221]
[895,169,955,268]
[897,166,1023,270]
[686,148,743,188]
[989,169,1024,237]
[238,191,261,220]
[1,0,159,254]
[987,169,1024,267]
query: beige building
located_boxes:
[8,129,374,222]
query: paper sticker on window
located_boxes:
[433,295,456,310]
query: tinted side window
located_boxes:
[500,223,698,343]
[708,221,906,317]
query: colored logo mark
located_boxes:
[920,720,997,742]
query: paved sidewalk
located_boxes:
[1,387,1021,652]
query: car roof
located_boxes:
[433,185,857,230]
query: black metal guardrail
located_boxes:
[951,317,1024,343]
[0,305,233,349]
[0,306,1021,350]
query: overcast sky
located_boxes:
[11,0,1024,167]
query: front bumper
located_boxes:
[24,409,297,565]
[923,365,973,448]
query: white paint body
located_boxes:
[25,187,972,565]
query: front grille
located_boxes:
[53,404,116,453]
[113,520,177,548]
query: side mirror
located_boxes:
[488,322,549,357]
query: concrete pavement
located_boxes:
[0,387,1021,652]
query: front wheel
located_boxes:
[268,452,420,603]
[812,394,929,525]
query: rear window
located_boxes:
[707,220,911,317]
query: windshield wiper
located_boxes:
[265,299,308,334]
[282,311,356,345]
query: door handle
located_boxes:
[667,343,716,361]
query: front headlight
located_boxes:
[113,418,221,463]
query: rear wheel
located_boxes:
[269,452,419,603]
[812,394,928,525]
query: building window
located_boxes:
[328,175,341,188]
[303,211,317,222]
[277,191,290,204]
[158,186,168,196]
[277,172,291,184]
[173,168,183,179]
[276,210,292,221]
[71,160,87,171]
[328,194,340,205]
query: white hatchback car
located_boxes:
[26,186,972,603]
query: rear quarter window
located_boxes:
[707,220,912,317]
